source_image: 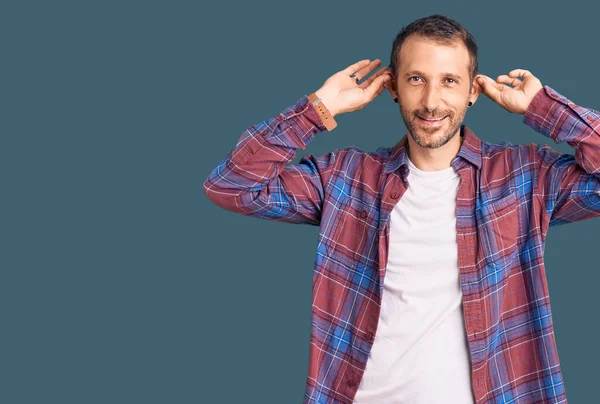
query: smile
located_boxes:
[417,116,448,126]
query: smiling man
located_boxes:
[395,34,474,152]
[203,14,600,404]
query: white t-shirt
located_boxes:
[353,157,475,403]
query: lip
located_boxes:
[417,115,448,127]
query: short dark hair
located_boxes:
[389,14,478,83]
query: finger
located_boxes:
[343,59,372,76]
[360,59,382,76]
[359,66,390,90]
[496,75,522,87]
[508,69,532,79]
[508,69,542,96]
[352,59,382,81]
[477,75,505,103]
[364,74,391,101]
[370,68,395,95]
[478,74,505,92]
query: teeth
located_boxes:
[421,116,445,121]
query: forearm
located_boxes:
[524,85,600,175]
[203,95,330,221]
[524,85,600,225]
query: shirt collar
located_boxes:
[382,124,482,175]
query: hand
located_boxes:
[476,69,543,114]
[314,59,393,117]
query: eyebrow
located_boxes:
[404,70,463,81]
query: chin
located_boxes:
[409,125,458,149]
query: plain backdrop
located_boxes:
[2,1,599,403]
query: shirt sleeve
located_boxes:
[203,95,338,226]
[524,85,600,226]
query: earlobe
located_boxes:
[391,85,398,103]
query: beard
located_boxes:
[399,100,468,149]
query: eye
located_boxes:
[408,76,421,82]
[446,78,457,84]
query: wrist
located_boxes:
[314,88,339,118]
[308,91,338,131]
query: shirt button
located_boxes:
[359,210,367,219]
[348,378,357,387]
[390,192,399,199]
[365,332,374,341]
[587,115,594,121]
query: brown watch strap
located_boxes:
[308,93,337,131]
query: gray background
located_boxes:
[3,0,598,403]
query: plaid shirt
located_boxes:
[203,85,600,403]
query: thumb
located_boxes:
[478,75,504,103]
[364,75,391,101]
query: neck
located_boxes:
[406,128,463,171]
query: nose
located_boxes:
[422,83,441,112]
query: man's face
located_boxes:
[394,35,477,149]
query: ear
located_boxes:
[469,75,483,106]
[389,76,398,103]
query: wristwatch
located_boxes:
[308,93,337,131]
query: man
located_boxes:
[203,14,599,404]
